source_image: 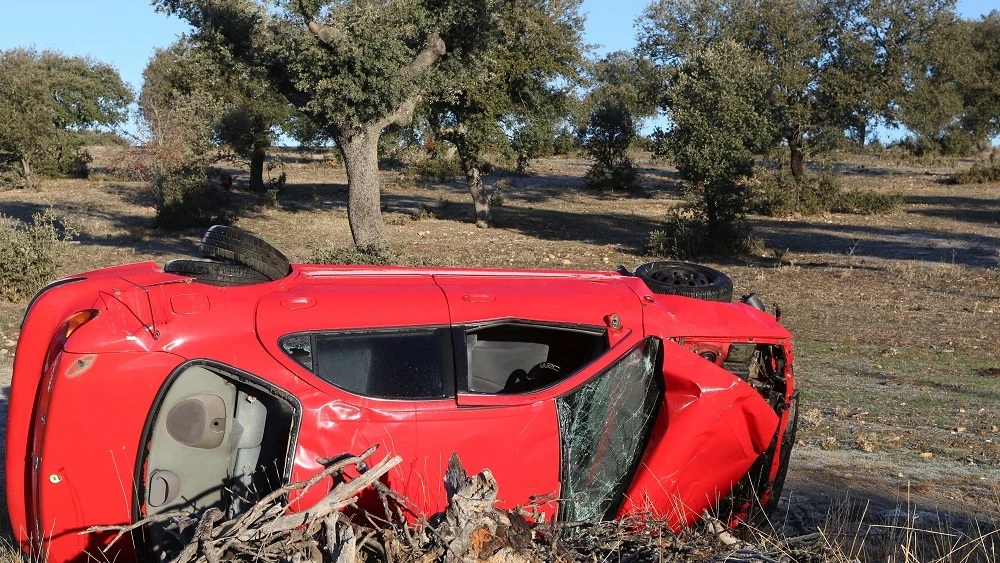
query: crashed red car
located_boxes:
[7,226,797,562]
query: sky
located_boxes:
[0,0,996,140]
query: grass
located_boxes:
[0,148,998,561]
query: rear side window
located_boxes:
[280,329,453,400]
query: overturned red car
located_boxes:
[7,226,797,562]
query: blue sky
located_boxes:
[0,0,995,140]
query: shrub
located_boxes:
[580,100,639,191]
[309,243,395,266]
[648,203,762,260]
[750,169,901,216]
[409,156,463,183]
[0,211,76,303]
[152,163,235,230]
[949,160,1000,184]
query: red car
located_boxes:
[7,226,797,562]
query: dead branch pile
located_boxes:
[86,447,834,563]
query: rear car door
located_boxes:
[256,274,453,510]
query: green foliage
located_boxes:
[152,163,235,230]
[638,0,953,172]
[0,48,132,188]
[309,243,396,266]
[409,156,464,184]
[425,0,586,210]
[0,211,76,303]
[949,160,1000,184]
[648,203,761,260]
[656,41,775,238]
[750,169,902,216]
[902,12,1000,151]
[580,101,639,191]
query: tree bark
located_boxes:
[787,127,805,178]
[249,146,266,193]
[453,131,490,228]
[20,156,36,190]
[337,129,386,249]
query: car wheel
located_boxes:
[200,225,291,281]
[633,261,733,302]
[164,259,271,286]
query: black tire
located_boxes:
[164,259,271,286]
[200,225,290,281]
[634,261,733,302]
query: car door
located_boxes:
[408,273,648,521]
[256,274,453,511]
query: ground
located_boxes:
[0,147,998,556]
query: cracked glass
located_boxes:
[556,338,662,522]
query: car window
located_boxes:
[280,329,453,400]
[555,337,662,521]
[462,322,608,394]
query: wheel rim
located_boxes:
[650,266,714,287]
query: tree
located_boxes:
[0,48,132,188]
[155,0,496,250]
[900,11,1000,154]
[659,40,776,238]
[424,0,587,227]
[637,0,955,177]
[141,38,292,192]
[579,100,639,191]
[577,51,660,191]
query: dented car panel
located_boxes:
[8,261,796,563]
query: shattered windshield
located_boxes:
[556,338,662,521]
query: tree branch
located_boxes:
[296,0,345,48]
[377,95,423,131]
[401,33,447,81]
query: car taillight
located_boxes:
[42,310,98,374]
[63,309,97,339]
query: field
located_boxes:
[1,148,998,559]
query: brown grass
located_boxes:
[0,147,998,559]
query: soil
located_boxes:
[1,147,998,543]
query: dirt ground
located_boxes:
[1,147,998,545]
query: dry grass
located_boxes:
[0,148,998,561]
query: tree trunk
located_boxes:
[249,146,267,193]
[20,156,36,190]
[337,129,386,249]
[787,128,805,178]
[454,136,490,228]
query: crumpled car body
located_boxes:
[7,262,795,562]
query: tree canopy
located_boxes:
[637,0,956,176]
[0,48,132,188]
[140,37,293,191]
[425,0,587,226]
[155,0,496,248]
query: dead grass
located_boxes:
[0,147,998,559]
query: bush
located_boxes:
[152,163,235,230]
[648,203,762,260]
[750,169,901,216]
[949,160,1000,184]
[581,100,639,191]
[409,156,463,183]
[309,243,396,266]
[0,211,76,303]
